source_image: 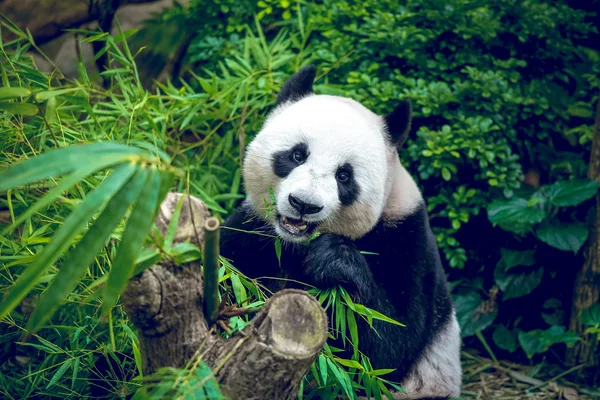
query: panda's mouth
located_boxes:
[278,215,319,237]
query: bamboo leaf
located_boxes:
[35,88,81,101]
[0,142,147,193]
[46,359,72,389]
[1,164,106,236]
[0,87,30,99]
[103,166,161,314]
[0,101,38,116]
[25,166,146,333]
[0,163,136,321]
[164,194,185,253]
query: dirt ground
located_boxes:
[460,351,600,400]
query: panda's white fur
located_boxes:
[244,94,422,242]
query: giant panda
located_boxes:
[220,66,462,399]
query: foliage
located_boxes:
[1,0,599,397]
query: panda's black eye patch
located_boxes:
[272,142,308,178]
[336,164,359,206]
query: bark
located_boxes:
[0,0,159,45]
[566,98,600,379]
[121,193,328,399]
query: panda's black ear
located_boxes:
[276,65,316,106]
[384,99,412,148]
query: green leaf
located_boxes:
[133,248,162,276]
[0,87,30,98]
[494,264,543,300]
[536,220,588,253]
[0,164,136,321]
[454,291,497,338]
[47,359,72,389]
[0,101,38,116]
[517,330,544,358]
[370,369,396,377]
[1,163,112,236]
[497,248,536,271]
[230,273,247,305]
[35,88,81,101]
[318,354,328,385]
[164,194,185,253]
[333,357,364,370]
[0,142,146,193]
[274,238,282,266]
[548,179,598,207]
[25,165,144,333]
[488,198,547,234]
[492,325,517,352]
[171,242,202,264]
[103,167,162,314]
[580,304,600,327]
[71,358,80,389]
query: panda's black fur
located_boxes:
[220,66,460,399]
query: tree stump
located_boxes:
[121,193,328,399]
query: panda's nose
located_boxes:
[288,194,323,215]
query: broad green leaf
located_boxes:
[492,325,517,352]
[494,264,543,300]
[25,165,145,333]
[0,87,30,98]
[454,291,497,338]
[517,331,544,358]
[487,198,547,234]
[548,179,598,207]
[0,142,146,193]
[580,304,600,326]
[536,220,588,253]
[46,359,72,389]
[497,248,535,271]
[0,164,136,321]
[103,167,161,314]
[0,101,38,116]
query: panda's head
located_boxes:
[243,66,422,243]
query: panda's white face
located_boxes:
[243,94,393,243]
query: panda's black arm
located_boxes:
[303,233,379,303]
[219,203,281,280]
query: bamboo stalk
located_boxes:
[203,217,221,326]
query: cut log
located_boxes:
[121,193,328,399]
[566,98,600,381]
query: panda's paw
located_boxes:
[304,233,376,302]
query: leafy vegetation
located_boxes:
[1,0,599,398]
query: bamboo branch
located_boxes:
[203,217,220,326]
